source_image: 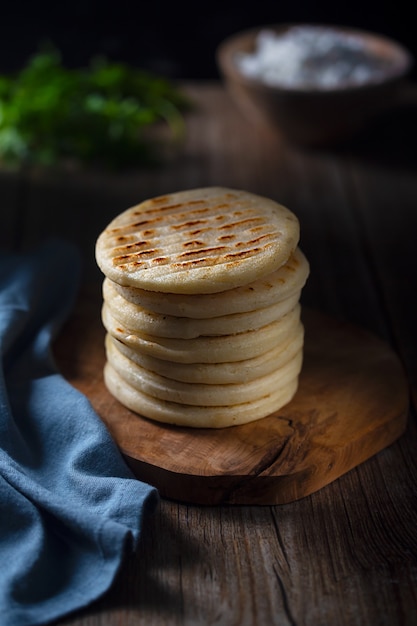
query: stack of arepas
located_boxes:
[95,186,309,428]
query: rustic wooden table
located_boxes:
[1,82,416,625]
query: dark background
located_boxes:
[1,1,415,79]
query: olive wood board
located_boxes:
[54,291,409,506]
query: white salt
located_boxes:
[235,26,393,89]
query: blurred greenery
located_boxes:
[0,45,191,170]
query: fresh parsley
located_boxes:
[0,46,191,170]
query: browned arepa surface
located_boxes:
[95,186,300,294]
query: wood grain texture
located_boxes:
[2,82,416,625]
[54,301,409,505]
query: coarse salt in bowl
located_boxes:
[217,24,414,145]
[235,26,400,89]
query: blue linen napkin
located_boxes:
[0,240,159,626]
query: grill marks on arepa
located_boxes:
[95,186,309,427]
[108,200,278,274]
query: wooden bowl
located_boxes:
[216,24,414,146]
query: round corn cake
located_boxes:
[103,277,301,339]
[110,246,309,319]
[104,362,300,428]
[106,330,304,384]
[106,336,303,406]
[95,186,300,294]
[101,302,302,364]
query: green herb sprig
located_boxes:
[0,46,191,170]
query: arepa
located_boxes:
[104,362,300,428]
[95,186,309,428]
[103,277,301,339]
[101,302,302,363]
[105,332,303,406]
[95,186,300,294]
[106,330,304,384]
[111,246,309,318]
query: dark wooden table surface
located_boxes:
[1,82,417,625]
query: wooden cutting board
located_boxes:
[54,288,409,505]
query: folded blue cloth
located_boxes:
[0,240,159,626]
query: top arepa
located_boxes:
[95,187,300,294]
